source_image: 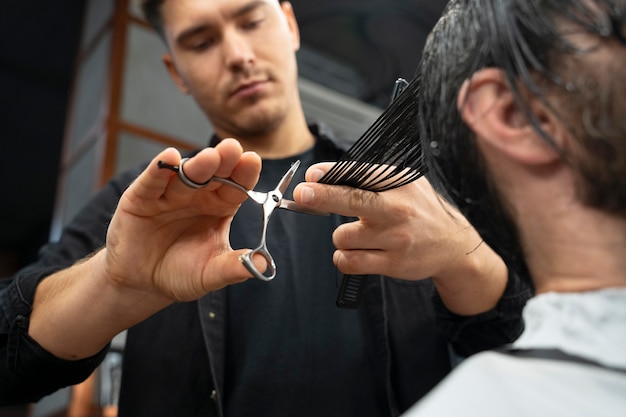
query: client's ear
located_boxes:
[457,68,560,165]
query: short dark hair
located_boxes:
[139,0,166,39]
[138,0,289,40]
[418,0,626,282]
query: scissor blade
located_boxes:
[276,160,301,196]
[279,199,330,216]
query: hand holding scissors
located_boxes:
[159,157,328,281]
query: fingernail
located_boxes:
[309,168,325,182]
[300,186,314,204]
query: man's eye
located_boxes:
[191,38,215,50]
[242,18,264,30]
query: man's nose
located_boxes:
[222,30,254,71]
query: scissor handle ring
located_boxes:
[177,158,212,189]
[239,248,277,281]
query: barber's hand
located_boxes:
[293,162,508,315]
[293,163,480,280]
[30,139,265,360]
[105,138,265,303]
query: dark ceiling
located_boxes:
[0,0,447,274]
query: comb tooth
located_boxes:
[318,76,424,193]
[335,274,366,309]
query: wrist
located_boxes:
[432,241,508,316]
[29,249,170,360]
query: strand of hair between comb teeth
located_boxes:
[331,77,424,309]
[318,76,424,192]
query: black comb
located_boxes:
[326,77,425,309]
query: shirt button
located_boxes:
[209,312,216,319]
[210,390,217,402]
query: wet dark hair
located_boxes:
[417,0,626,285]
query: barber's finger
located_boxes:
[179,140,250,188]
[131,146,242,218]
[293,180,384,219]
[208,139,261,204]
[211,138,245,178]
[333,249,388,276]
[129,147,187,203]
[331,221,385,251]
[227,151,262,194]
[161,140,252,207]
[211,150,262,206]
[161,148,222,198]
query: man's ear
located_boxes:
[162,53,190,94]
[280,1,301,52]
[457,68,560,165]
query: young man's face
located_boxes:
[160,0,301,138]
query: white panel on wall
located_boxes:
[128,0,144,20]
[81,0,115,49]
[67,33,112,156]
[115,131,171,175]
[298,77,381,148]
[121,23,213,147]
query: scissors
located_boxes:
[158,157,329,281]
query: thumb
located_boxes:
[202,249,269,289]
[293,180,381,219]
[231,249,270,280]
[304,162,335,182]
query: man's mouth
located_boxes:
[230,80,267,99]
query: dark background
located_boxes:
[0,0,447,276]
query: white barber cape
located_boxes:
[403,288,626,417]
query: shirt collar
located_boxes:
[513,288,626,369]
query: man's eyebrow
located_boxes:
[174,1,268,45]
[231,0,267,19]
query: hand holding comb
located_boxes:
[319,77,426,308]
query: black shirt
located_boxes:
[225,147,387,416]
